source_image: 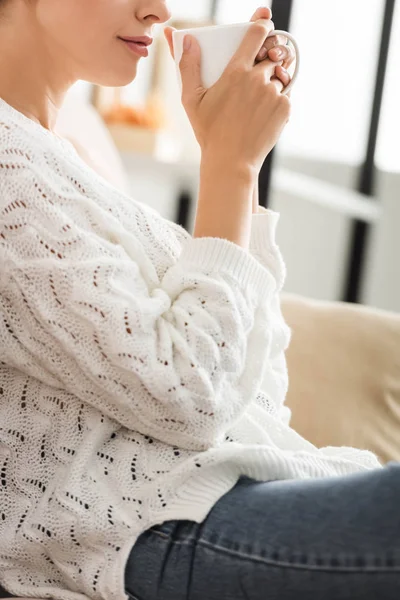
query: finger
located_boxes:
[230,19,275,69]
[254,56,279,83]
[255,33,289,62]
[282,44,296,71]
[267,44,295,69]
[250,6,272,22]
[253,55,285,93]
[270,76,284,94]
[255,58,290,91]
[163,26,176,59]
[274,65,291,89]
[179,35,205,107]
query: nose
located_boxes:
[137,0,171,26]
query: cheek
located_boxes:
[36,0,139,86]
[36,0,121,50]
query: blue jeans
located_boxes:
[125,464,400,600]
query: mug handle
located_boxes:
[267,30,300,96]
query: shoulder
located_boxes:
[0,106,78,212]
[0,100,71,172]
[0,117,82,254]
[0,105,48,187]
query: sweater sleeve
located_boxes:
[249,208,286,291]
[0,165,280,451]
[250,208,292,424]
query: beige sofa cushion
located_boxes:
[282,293,400,464]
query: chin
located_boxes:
[85,64,139,88]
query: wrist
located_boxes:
[197,152,256,249]
[200,152,258,185]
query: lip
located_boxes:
[120,36,153,46]
[118,35,153,58]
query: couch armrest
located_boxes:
[281,293,400,464]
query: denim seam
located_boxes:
[197,538,400,573]
[147,529,172,541]
[147,530,400,573]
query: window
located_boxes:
[278,0,384,164]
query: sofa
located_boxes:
[283,293,400,464]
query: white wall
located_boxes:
[271,155,362,303]
[273,160,400,311]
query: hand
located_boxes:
[164,19,291,173]
[250,6,296,91]
[164,7,296,96]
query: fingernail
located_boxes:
[273,48,283,59]
[258,46,268,60]
[183,35,192,52]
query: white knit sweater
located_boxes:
[0,98,381,600]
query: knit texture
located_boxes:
[0,98,381,600]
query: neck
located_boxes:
[0,8,75,130]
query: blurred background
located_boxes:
[64,0,400,312]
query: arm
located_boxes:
[0,165,280,452]
[194,156,255,249]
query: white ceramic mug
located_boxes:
[173,22,299,96]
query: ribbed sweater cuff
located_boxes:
[249,208,280,257]
[179,236,275,301]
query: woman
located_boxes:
[0,2,398,600]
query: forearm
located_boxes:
[194,155,257,249]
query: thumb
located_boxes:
[179,35,204,104]
[163,26,176,59]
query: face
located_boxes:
[32,0,171,86]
